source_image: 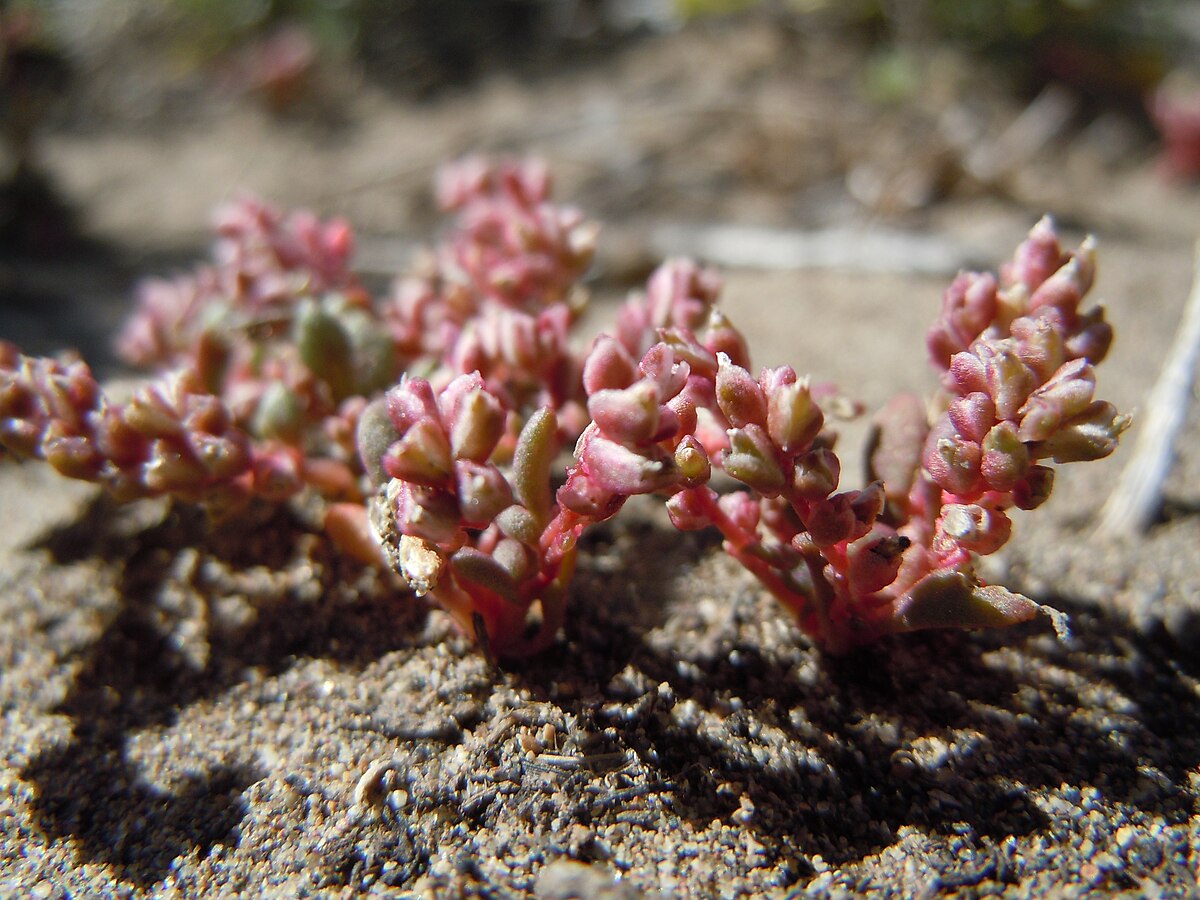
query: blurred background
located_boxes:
[3,0,1200,374]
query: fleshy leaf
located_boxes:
[895,571,1040,631]
[512,407,558,527]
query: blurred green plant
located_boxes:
[166,0,357,61]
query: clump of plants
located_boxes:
[0,159,1128,657]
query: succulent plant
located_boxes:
[0,161,1127,658]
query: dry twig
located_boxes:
[1097,241,1200,537]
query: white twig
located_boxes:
[1097,241,1200,538]
[650,223,971,275]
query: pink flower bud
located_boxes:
[767,377,824,457]
[722,424,785,495]
[644,258,721,332]
[667,395,698,436]
[947,350,989,396]
[190,432,251,480]
[1028,257,1085,320]
[124,390,184,440]
[849,483,885,537]
[250,450,304,500]
[141,439,203,493]
[982,342,1038,421]
[980,421,1030,492]
[436,371,484,422]
[43,433,104,481]
[759,365,798,393]
[95,407,149,466]
[715,353,768,428]
[1010,316,1067,382]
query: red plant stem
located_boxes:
[689,488,821,633]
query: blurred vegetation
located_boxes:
[160,0,634,97]
[683,0,1187,107]
[854,0,1183,102]
[166,0,358,61]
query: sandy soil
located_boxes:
[2,13,1200,898]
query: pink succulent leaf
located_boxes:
[582,336,639,395]
[702,309,753,371]
[1000,216,1066,294]
[893,572,1040,633]
[1008,316,1068,381]
[715,353,768,429]
[616,259,722,358]
[386,377,440,434]
[792,447,841,501]
[923,418,986,499]
[979,421,1031,492]
[847,530,911,597]
[1015,358,1096,442]
[381,418,454,486]
[576,426,678,495]
[936,503,1013,556]
[448,386,507,463]
[666,486,718,531]
[638,344,691,400]
[673,434,711,487]
[947,392,996,444]
[766,376,823,457]
[927,271,999,370]
[511,407,559,526]
[453,459,514,526]
[1033,401,1130,464]
[587,382,664,446]
[722,424,786,496]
